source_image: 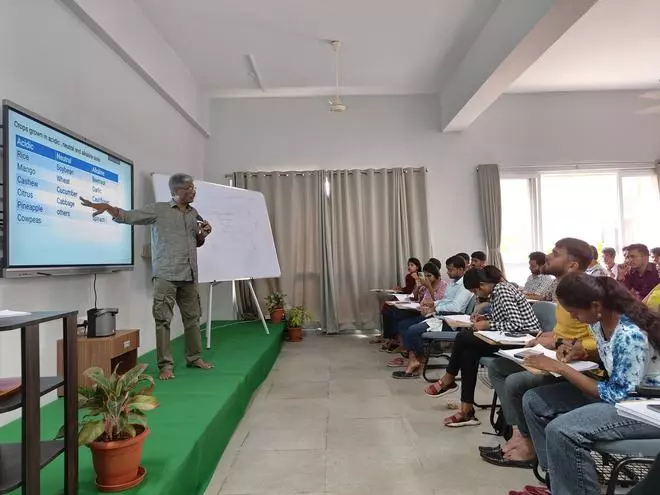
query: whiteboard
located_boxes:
[151,174,281,283]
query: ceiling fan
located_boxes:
[328,40,346,112]
[637,84,660,114]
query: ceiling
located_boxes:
[136,0,660,99]
[509,0,660,93]
[135,0,500,97]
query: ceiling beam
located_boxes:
[440,0,598,132]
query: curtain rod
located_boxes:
[226,167,427,179]
[501,161,655,173]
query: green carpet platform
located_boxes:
[0,320,284,495]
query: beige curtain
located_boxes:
[477,164,504,272]
[232,172,323,320]
[656,161,660,195]
[325,168,430,331]
[233,167,430,333]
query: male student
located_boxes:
[481,238,597,468]
[585,245,608,277]
[470,251,487,270]
[652,247,660,272]
[622,244,660,300]
[602,247,618,278]
[522,252,555,301]
[81,173,214,381]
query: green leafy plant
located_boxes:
[286,306,313,328]
[56,364,158,445]
[265,292,287,313]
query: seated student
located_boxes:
[424,266,541,427]
[428,257,442,271]
[470,251,487,269]
[585,245,609,277]
[522,251,555,301]
[482,238,596,467]
[509,273,660,495]
[372,257,422,344]
[622,243,660,300]
[644,282,660,310]
[399,257,423,294]
[386,258,470,374]
[653,247,660,274]
[378,257,422,347]
[457,252,471,269]
[602,247,618,279]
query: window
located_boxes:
[500,169,659,284]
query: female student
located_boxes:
[424,266,541,427]
[388,262,447,378]
[373,257,422,345]
[510,273,660,495]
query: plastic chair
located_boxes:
[532,301,556,331]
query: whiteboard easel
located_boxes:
[151,174,281,345]
[204,279,269,349]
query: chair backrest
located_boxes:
[532,301,557,331]
[464,295,477,315]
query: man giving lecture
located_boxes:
[80,173,213,380]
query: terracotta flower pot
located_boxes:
[89,427,150,490]
[270,308,285,324]
[287,327,303,342]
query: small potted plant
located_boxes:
[285,306,312,342]
[57,364,158,492]
[265,292,287,324]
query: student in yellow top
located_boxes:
[644,282,660,310]
[480,238,597,469]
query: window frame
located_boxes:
[500,165,658,271]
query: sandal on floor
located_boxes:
[478,445,502,455]
[186,359,214,370]
[424,381,458,398]
[444,410,481,427]
[481,449,535,469]
[386,357,405,368]
[392,369,420,379]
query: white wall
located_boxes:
[205,90,660,291]
[0,1,207,424]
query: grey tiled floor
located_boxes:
[205,334,536,495]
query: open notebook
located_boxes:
[616,399,660,429]
[476,331,535,345]
[496,344,599,377]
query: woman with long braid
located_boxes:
[509,273,660,495]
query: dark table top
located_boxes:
[0,311,77,332]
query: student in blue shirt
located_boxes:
[510,273,660,495]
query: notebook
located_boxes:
[0,310,31,318]
[476,331,535,345]
[615,399,660,429]
[496,344,599,376]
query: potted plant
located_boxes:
[57,364,158,492]
[285,306,312,342]
[265,292,287,324]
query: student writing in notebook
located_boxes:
[423,266,541,427]
[508,273,660,495]
[482,238,597,468]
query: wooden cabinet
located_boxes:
[56,330,140,395]
[0,311,78,495]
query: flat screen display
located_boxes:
[2,102,134,274]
